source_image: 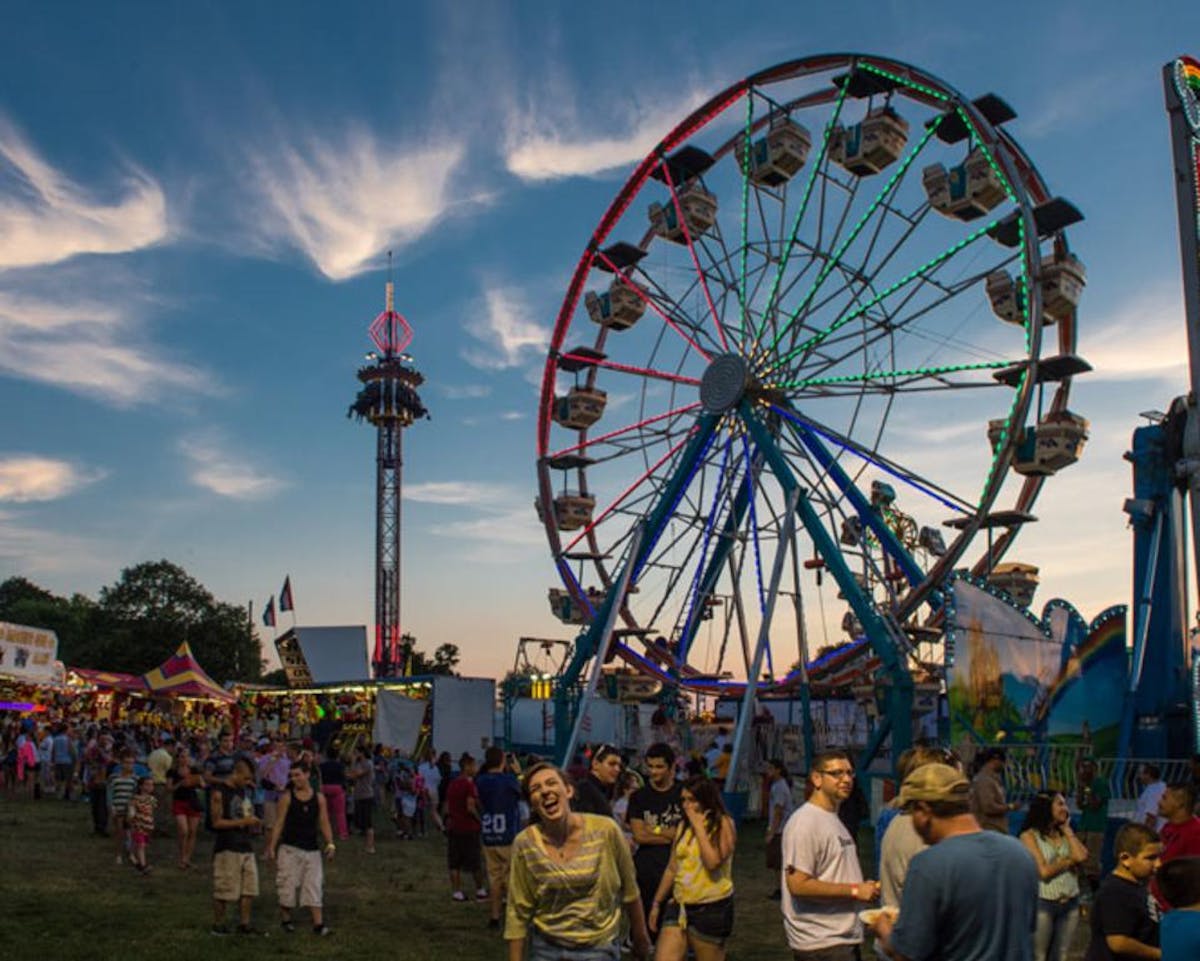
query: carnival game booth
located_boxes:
[140,642,236,730]
[236,675,495,760]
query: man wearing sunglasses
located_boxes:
[781,749,881,960]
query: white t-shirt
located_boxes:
[781,801,864,950]
[418,762,441,800]
[1135,780,1167,831]
[768,778,795,832]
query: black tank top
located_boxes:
[281,788,320,851]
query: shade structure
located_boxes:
[69,667,149,694]
[142,642,235,703]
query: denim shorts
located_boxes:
[528,933,620,961]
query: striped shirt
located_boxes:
[505,813,638,947]
[110,775,138,816]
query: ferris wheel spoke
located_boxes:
[560,427,700,556]
[765,214,1003,376]
[559,354,702,389]
[548,402,702,460]
[754,80,853,343]
[781,359,1014,391]
[769,116,947,356]
[593,250,715,361]
[656,160,730,352]
[770,403,975,515]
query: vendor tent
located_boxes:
[142,642,235,703]
[69,667,149,694]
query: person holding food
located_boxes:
[872,763,1037,961]
[781,749,881,961]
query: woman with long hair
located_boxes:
[1019,791,1088,961]
[649,776,736,961]
[505,762,650,961]
[167,749,204,869]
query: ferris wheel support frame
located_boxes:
[552,397,917,772]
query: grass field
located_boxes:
[0,796,796,960]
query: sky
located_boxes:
[1,1,1199,683]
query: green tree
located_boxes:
[432,643,461,676]
[0,577,98,665]
[96,560,262,683]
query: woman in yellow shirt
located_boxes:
[505,762,651,961]
[649,777,737,961]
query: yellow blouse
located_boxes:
[672,825,733,905]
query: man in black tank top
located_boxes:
[266,760,335,936]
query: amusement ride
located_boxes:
[533,52,1093,783]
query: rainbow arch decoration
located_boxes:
[946,573,1127,751]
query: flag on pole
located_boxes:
[279,576,294,613]
[262,596,276,627]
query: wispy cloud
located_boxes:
[0,116,169,269]
[1081,284,1187,384]
[0,509,106,576]
[404,481,509,506]
[0,455,105,502]
[180,432,285,501]
[430,505,545,549]
[0,283,218,406]
[463,283,550,370]
[439,383,492,400]
[242,125,485,281]
[504,89,710,181]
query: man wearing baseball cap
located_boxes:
[872,763,1037,961]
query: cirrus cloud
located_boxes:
[0,456,105,502]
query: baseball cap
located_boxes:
[897,763,969,807]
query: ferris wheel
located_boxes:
[535,53,1090,710]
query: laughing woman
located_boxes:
[648,777,736,961]
[506,762,651,961]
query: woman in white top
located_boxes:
[1018,791,1089,961]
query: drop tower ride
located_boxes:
[348,265,428,677]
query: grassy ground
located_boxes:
[0,796,796,961]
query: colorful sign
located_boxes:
[0,621,59,682]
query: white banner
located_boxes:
[0,622,59,682]
[373,690,427,754]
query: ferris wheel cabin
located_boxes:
[986,561,1040,607]
[648,182,719,243]
[922,148,1008,221]
[986,252,1088,325]
[552,386,607,430]
[988,409,1090,476]
[737,119,813,187]
[585,279,648,331]
[830,106,910,176]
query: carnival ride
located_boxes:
[349,263,429,679]
[534,53,1091,781]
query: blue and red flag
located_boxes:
[279,576,294,613]
[262,596,276,627]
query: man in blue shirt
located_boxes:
[872,762,1037,961]
[476,745,523,931]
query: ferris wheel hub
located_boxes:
[700,353,752,413]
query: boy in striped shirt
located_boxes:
[109,751,139,865]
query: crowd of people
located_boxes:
[5,709,1200,959]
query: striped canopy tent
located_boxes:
[69,667,149,694]
[142,642,235,703]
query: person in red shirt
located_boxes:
[445,753,486,902]
[1153,781,1200,908]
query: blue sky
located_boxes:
[1,2,1198,681]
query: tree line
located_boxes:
[0,560,462,685]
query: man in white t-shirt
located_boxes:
[781,748,881,961]
[1135,763,1167,832]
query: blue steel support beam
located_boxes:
[741,401,913,768]
[676,449,763,664]
[554,412,722,763]
[788,415,930,600]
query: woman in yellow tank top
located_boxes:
[648,776,737,961]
